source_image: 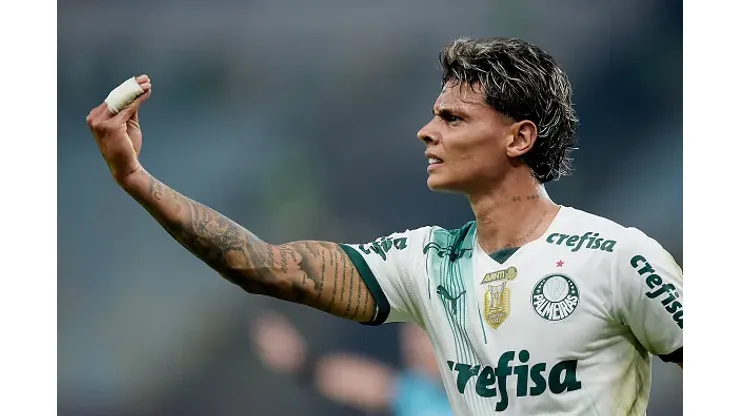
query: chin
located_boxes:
[427,176,464,193]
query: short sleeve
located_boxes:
[615,229,683,362]
[340,227,431,326]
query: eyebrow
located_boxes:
[433,107,465,117]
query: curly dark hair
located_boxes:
[439,37,579,183]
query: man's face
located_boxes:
[417,81,513,194]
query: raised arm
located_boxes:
[86,75,376,323]
[123,169,376,322]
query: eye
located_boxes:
[439,111,462,123]
[433,109,464,124]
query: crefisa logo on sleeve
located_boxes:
[630,254,683,329]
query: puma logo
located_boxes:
[437,285,466,315]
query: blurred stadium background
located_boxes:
[58,0,682,415]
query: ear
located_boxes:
[505,120,538,158]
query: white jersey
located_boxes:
[340,206,683,416]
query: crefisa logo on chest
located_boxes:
[531,274,580,321]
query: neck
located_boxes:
[466,173,560,254]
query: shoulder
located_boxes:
[420,220,477,262]
[343,225,442,262]
[375,221,477,247]
[368,220,478,263]
[557,207,679,271]
[348,225,435,246]
[578,208,676,264]
[616,227,682,277]
[551,207,667,253]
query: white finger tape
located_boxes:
[105,77,145,114]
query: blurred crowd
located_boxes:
[252,314,452,416]
[59,1,682,415]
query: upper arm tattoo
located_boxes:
[254,241,376,323]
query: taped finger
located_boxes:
[105,77,145,115]
[114,89,151,122]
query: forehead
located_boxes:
[433,80,489,113]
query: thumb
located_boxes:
[115,89,151,123]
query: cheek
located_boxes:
[440,127,501,173]
[453,142,495,173]
[461,154,494,178]
[468,132,504,167]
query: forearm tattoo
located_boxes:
[133,176,375,322]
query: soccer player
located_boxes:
[86,37,683,415]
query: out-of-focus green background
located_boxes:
[58,1,682,415]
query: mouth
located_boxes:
[427,156,443,171]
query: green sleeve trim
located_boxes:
[339,244,391,326]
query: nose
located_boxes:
[417,119,438,145]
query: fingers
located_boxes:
[87,74,152,125]
[136,74,150,86]
[86,102,108,126]
[114,89,151,123]
[86,103,112,135]
[127,75,153,126]
[130,76,153,117]
[113,74,152,121]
